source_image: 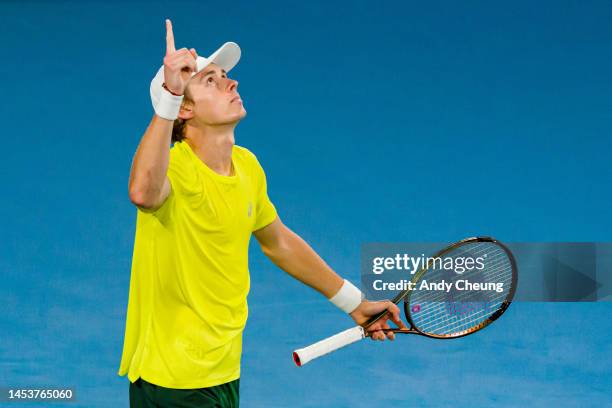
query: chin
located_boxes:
[219,110,247,125]
[233,108,247,121]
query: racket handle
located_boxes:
[292,326,366,367]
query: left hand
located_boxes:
[349,300,408,341]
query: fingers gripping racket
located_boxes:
[293,237,518,366]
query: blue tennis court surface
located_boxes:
[243,269,612,407]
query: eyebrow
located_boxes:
[200,69,227,79]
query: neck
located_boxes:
[184,124,235,176]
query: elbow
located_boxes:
[260,243,276,259]
[128,187,156,210]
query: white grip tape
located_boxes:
[292,326,365,367]
[329,279,363,314]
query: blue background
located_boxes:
[1,0,611,406]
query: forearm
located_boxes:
[255,220,404,334]
[128,114,173,208]
[262,226,344,299]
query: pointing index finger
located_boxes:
[165,19,176,55]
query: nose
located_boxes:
[225,78,238,92]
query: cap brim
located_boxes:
[196,42,241,73]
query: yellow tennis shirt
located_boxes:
[118,141,277,389]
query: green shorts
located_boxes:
[129,377,240,408]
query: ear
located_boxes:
[178,102,195,121]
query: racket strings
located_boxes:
[410,258,512,316]
[409,243,508,292]
[410,255,511,304]
[412,276,509,332]
[412,258,510,333]
[410,246,510,311]
[410,244,506,290]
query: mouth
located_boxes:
[230,95,242,104]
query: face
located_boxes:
[180,63,246,126]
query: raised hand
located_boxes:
[162,19,198,96]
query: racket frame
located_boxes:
[364,236,518,339]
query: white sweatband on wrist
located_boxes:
[329,279,363,314]
[153,88,184,121]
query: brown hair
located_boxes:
[171,89,193,143]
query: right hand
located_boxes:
[163,19,198,96]
[349,300,407,341]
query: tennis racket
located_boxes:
[293,236,518,366]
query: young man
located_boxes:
[118,20,405,407]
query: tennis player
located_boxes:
[118,20,406,407]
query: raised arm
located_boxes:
[128,19,197,210]
[128,115,173,210]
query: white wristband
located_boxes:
[329,279,363,314]
[153,87,184,121]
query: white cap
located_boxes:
[150,42,241,110]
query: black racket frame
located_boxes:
[363,236,518,339]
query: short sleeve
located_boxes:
[251,156,277,231]
[151,180,176,225]
[149,142,201,224]
[165,143,202,196]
